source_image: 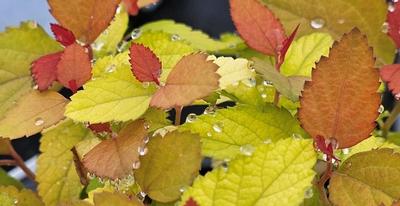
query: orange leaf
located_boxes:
[150,53,220,109]
[299,28,381,149]
[56,43,92,93]
[229,0,286,56]
[48,0,121,44]
[31,51,63,91]
[129,43,161,85]
[380,64,400,99]
[82,119,147,180]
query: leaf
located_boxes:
[380,64,400,97]
[140,20,232,51]
[0,21,61,119]
[388,1,400,48]
[184,198,199,206]
[56,43,92,92]
[48,0,121,44]
[179,104,307,159]
[92,51,130,78]
[0,168,24,189]
[254,58,310,101]
[65,60,156,123]
[280,33,334,77]
[92,5,129,58]
[0,186,44,206]
[50,23,76,46]
[261,0,395,65]
[0,139,10,155]
[134,130,201,202]
[83,120,147,179]
[31,52,63,91]
[150,53,220,109]
[129,43,161,84]
[134,32,195,81]
[37,120,95,206]
[229,0,286,56]
[207,55,255,90]
[329,149,400,206]
[222,82,265,109]
[0,90,68,139]
[180,138,317,206]
[142,108,172,132]
[299,29,381,149]
[122,0,139,15]
[94,191,143,206]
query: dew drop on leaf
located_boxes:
[105,64,116,73]
[131,28,141,40]
[304,187,314,199]
[142,82,150,88]
[207,132,212,137]
[132,160,141,169]
[13,199,18,205]
[204,105,217,115]
[243,77,256,87]
[378,105,384,113]
[292,133,302,140]
[27,20,38,29]
[138,146,148,156]
[171,34,181,41]
[342,148,351,155]
[263,80,273,86]
[382,22,390,33]
[239,144,255,156]
[212,122,224,133]
[144,122,150,130]
[143,136,150,144]
[263,138,272,144]
[186,113,197,123]
[310,18,325,29]
[92,41,104,51]
[261,93,267,99]
[117,41,128,53]
[138,191,147,200]
[34,117,44,126]
[32,84,39,90]
[179,187,186,193]
[388,2,396,12]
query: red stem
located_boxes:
[174,106,183,126]
[0,159,17,166]
[317,160,333,206]
[5,140,36,182]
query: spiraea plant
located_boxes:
[1,0,400,205]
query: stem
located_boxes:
[174,106,183,126]
[317,161,333,206]
[273,91,280,106]
[0,159,17,166]
[382,101,400,138]
[5,140,36,182]
[71,146,89,186]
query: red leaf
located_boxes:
[129,43,161,85]
[123,0,139,16]
[387,2,400,48]
[50,23,76,47]
[380,64,400,99]
[56,43,92,92]
[88,123,112,134]
[31,52,63,91]
[184,197,199,206]
[277,24,300,69]
[230,0,286,56]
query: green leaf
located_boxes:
[93,191,143,206]
[65,63,157,123]
[134,32,195,81]
[92,5,129,58]
[142,108,172,132]
[37,120,96,206]
[261,0,395,65]
[280,33,333,77]
[135,130,201,203]
[0,168,23,189]
[140,20,231,51]
[180,138,317,206]
[92,51,130,78]
[0,186,44,206]
[329,149,400,206]
[222,82,266,109]
[0,21,61,119]
[179,104,307,159]
[254,58,310,101]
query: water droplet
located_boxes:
[310,18,325,29]
[389,2,396,12]
[84,47,89,53]
[63,166,68,170]
[131,28,141,40]
[212,122,224,133]
[243,78,256,87]
[207,132,212,137]
[34,117,44,126]
[382,22,390,33]
[378,105,385,113]
[138,191,147,200]
[116,6,122,14]
[395,93,400,100]
[304,187,314,199]
[337,18,345,24]
[13,199,18,205]
[105,64,116,73]
[138,146,148,156]
[92,41,104,51]
[263,138,272,144]
[263,80,273,86]
[143,136,150,144]
[27,20,38,29]
[240,144,255,156]
[322,154,328,161]
[261,93,267,99]
[76,40,86,46]
[342,148,351,155]
[132,160,141,169]
[186,113,197,123]
[144,122,150,130]
[33,84,39,90]
[204,106,217,115]
[292,133,302,140]
[179,187,186,193]
[142,82,150,88]
[171,34,181,41]
[117,41,128,53]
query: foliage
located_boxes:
[0,0,399,205]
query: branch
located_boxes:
[5,140,36,182]
[71,146,89,186]
[382,101,400,138]
[174,106,183,126]
[0,159,17,166]
[317,160,333,206]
